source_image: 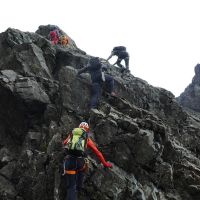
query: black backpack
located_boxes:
[113,46,126,52]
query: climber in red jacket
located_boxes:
[49,29,59,45]
[63,122,112,200]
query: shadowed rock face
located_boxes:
[177,64,200,113]
[0,25,200,200]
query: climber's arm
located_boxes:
[77,66,89,75]
[106,51,114,61]
[87,138,112,168]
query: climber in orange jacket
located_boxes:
[63,122,112,200]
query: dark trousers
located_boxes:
[116,57,129,70]
[90,74,114,109]
[65,156,85,200]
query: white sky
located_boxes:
[1,0,200,97]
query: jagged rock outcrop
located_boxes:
[177,64,200,112]
[0,25,200,200]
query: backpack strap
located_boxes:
[76,129,88,150]
[74,129,88,150]
[83,130,88,150]
[68,133,74,149]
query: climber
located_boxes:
[49,29,59,45]
[63,122,112,200]
[59,35,68,47]
[77,57,116,109]
[107,46,130,73]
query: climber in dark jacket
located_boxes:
[77,57,115,109]
[107,46,129,72]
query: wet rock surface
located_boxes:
[0,25,199,200]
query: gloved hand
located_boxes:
[103,162,112,168]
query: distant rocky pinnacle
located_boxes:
[177,63,200,113]
[0,25,200,200]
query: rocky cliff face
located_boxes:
[177,64,200,113]
[0,25,200,200]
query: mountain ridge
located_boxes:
[0,25,199,200]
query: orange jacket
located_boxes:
[63,133,111,167]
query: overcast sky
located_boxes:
[1,0,200,97]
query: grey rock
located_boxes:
[0,175,17,199]
[0,70,18,82]
[0,25,200,200]
[178,64,200,112]
[14,77,50,105]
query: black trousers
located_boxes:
[90,74,114,108]
[64,156,85,200]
